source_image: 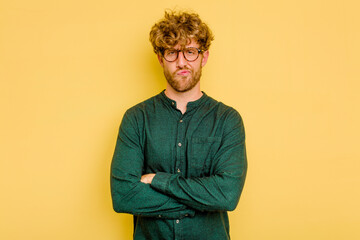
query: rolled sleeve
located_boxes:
[151,172,172,192]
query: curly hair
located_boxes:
[149,10,214,55]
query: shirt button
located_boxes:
[185,214,188,217]
[179,119,183,123]
[178,143,182,147]
[177,169,181,173]
[171,102,175,105]
[176,219,180,224]
[158,215,162,218]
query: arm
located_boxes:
[110,110,195,219]
[150,110,247,212]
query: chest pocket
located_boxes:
[189,137,222,177]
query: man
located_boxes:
[111,10,247,240]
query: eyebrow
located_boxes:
[169,46,199,50]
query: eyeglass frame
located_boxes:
[161,47,203,62]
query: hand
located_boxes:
[141,173,156,184]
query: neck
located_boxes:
[165,84,203,114]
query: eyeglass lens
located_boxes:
[164,48,200,62]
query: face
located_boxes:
[157,40,209,93]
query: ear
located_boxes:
[157,54,164,67]
[201,50,209,67]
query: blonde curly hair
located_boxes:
[149,10,214,55]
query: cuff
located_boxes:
[151,172,172,193]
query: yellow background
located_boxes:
[1,0,359,239]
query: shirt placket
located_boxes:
[174,113,186,240]
[175,114,185,177]
[174,218,183,240]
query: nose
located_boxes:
[176,51,187,68]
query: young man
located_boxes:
[111,11,247,240]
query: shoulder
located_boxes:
[118,94,160,133]
[210,99,246,140]
[124,93,162,119]
[205,95,243,124]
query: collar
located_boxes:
[159,90,208,112]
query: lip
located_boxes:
[177,70,190,75]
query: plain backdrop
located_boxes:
[1,0,359,239]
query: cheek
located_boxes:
[192,62,202,71]
[164,64,176,73]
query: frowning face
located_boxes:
[158,39,209,93]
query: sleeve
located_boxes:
[150,110,247,212]
[110,109,195,219]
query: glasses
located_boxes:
[163,47,202,62]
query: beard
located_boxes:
[163,66,202,93]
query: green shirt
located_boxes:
[111,91,247,240]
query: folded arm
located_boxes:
[110,110,195,219]
[148,110,247,212]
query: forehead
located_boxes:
[172,38,200,49]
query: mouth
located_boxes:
[177,70,191,76]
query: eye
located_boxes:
[166,50,176,55]
[186,49,196,55]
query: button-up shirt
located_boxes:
[111,91,247,240]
